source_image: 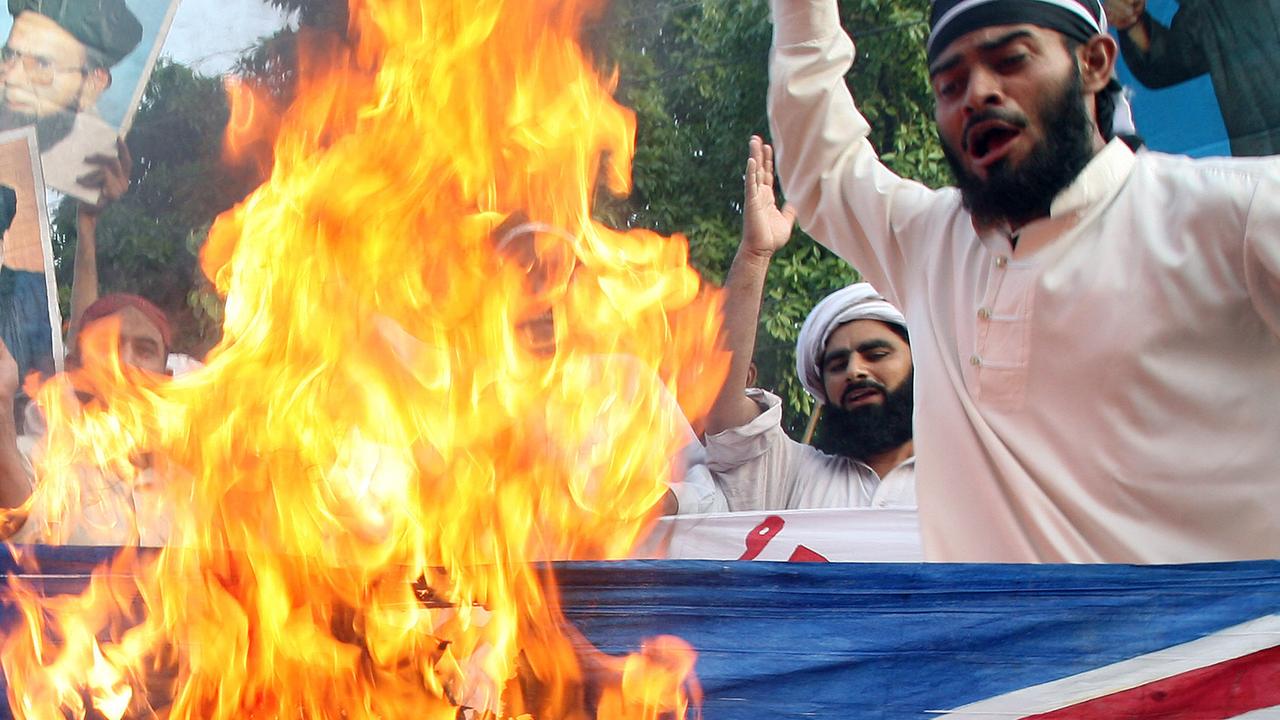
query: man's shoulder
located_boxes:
[1135,149,1278,181]
[791,441,876,480]
[1130,149,1279,203]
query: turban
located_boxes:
[926,0,1136,136]
[81,293,171,350]
[9,0,143,66]
[795,283,907,404]
[0,184,15,235]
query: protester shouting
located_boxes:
[704,138,915,512]
[767,0,1280,562]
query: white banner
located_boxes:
[635,508,924,562]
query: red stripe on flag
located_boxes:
[1024,645,1280,720]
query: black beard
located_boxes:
[942,68,1096,228]
[811,372,914,463]
[0,104,76,149]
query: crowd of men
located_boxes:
[1,0,1278,564]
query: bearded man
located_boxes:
[0,0,142,197]
[704,138,916,512]
[0,293,173,545]
[767,0,1280,562]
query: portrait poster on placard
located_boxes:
[0,0,181,201]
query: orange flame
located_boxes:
[1,0,727,716]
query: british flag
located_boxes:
[561,560,1280,719]
[937,615,1280,719]
[5,548,1280,718]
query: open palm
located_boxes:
[742,135,797,257]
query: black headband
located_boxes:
[928,0,1103,64]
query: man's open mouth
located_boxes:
[966,121,1022,164]
[843,387,883,407]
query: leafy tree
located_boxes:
[594,0,950,434]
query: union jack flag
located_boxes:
[560,560,1280,719]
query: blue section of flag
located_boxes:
[559,561,1280,718]
[4,548,1280,718]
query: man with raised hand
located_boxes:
[704,138,915,513]
[767,0,1280,561]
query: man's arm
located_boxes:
[67,140,132,355]
[0,340,32,510]
[1107,0,1210,89]
[700,138,806,514]
[705,137,797,437]
[767,0,941,302]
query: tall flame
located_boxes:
[1,0,727,715]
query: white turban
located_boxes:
[795,283,907,404]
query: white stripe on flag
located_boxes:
[931,614,1280,718]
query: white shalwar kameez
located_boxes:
[768,0,1280,562]
[706,389,916,511]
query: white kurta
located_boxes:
[9,435,171,547]
[768,0,1280,562]
[705,389,917,511]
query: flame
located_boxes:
[1,0,728,716]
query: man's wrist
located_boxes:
[734,246,776,266]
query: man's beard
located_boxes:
[0,103,76,149]
[811,372,914,463]
[942,68,1096,227]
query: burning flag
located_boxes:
[0,0,726,716]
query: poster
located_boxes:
[0,127,61,420]
[0,0,182,201]
[1109,0,1280,157]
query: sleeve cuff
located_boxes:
[704,389,787,471]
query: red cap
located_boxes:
[80,293,172,351]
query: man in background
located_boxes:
[0,292,173,545]
[1106,0,1280,156]
[704,138,915,512]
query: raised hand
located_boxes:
[742,135,797,259]
[77,138,133,216]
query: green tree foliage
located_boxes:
[594,0,950,434]
[50,61,260,356]
[235,0,348,105]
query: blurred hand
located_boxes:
[0,340,18,401]
[77,138,133,216]
[741,135,797,259]
[1104,0,1146,30]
